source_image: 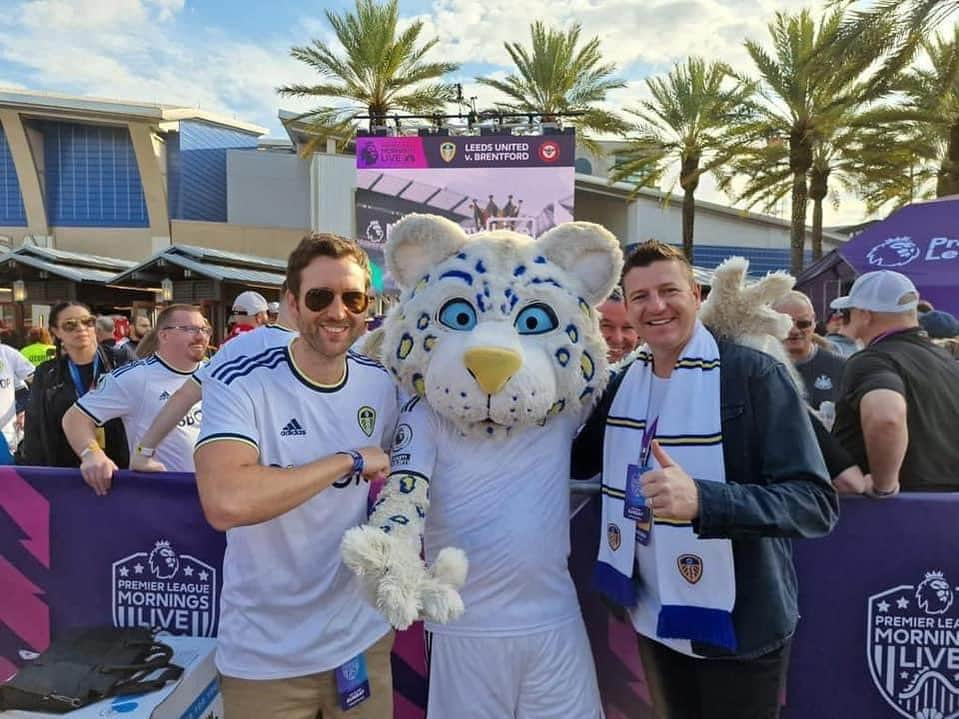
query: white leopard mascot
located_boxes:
[342,213,622,718]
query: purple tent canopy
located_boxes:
[798,197,959,317]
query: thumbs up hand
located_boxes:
[640,440,700,521]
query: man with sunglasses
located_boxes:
[62,304,208,495]
[194,233,399,719]
[773,291,846,409]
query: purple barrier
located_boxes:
[0,467,427,718]
[8,469,952,718]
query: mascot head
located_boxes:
[383,214,622,438]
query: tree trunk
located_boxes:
[937,122,959,197]
[788,129,813,275]
[790,171,808,276]
[679,153,701,263]
[682,187,695,262]
[808,166,830,262]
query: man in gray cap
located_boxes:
[831,271,959,494]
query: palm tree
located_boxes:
[609,58,754,261]
[278,0,459,150]
[848,25,959,209]
[475,22,628,154]
[734,9,889,274]
[837,0,959,73]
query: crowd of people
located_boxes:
[3,228,958,719]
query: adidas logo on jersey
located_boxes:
[280,418,307,437]
[158,390,171,401]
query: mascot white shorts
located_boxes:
[426,616,603,719]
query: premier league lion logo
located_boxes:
[148,540,179,579]
[917,571,954,615]
[867,236,922,268]
[868,572,959,718]
[359,142,379,167]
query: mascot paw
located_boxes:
[418,547,468,624]
[341,525,427,631]
[431,547,468,589]
[419,576,466,625]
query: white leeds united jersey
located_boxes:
[76,354,201,472]
[192,323,296,387]
[392,396,582,636]
[195,342,400,679]
[0,344,35,449]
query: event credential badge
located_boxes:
[335,654,371,710]
[867,570,959,719]
[625,419,657,545]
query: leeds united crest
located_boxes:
[607,523,621,551]
[677,554,703,584]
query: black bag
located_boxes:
[0,627,183,713]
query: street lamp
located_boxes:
[160,278,173,303]
[12,280,26,303]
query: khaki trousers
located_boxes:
[220,631,394,719]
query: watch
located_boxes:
[337,449,364,477]
[135,444,156,458]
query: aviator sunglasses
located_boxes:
[304,288,370,314]
[792,319,814,330]
[58,316,97,332]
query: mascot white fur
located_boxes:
[342,213,622,718]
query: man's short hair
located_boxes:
[604,287,624,304]
[775,290,815,314]
[286,233,371,298]
[622,240,695,289]
[95,316,115,333]
[155,304,201,331]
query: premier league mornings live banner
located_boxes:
[2,468,958,719]
[354,133,576,252]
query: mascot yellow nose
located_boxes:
[463,347,522,395]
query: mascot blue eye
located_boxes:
[515,303,558,335]
[439,299,478,331]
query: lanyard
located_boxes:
[868,327,913,348]
[639,417,659,467]
[67,353,102,398]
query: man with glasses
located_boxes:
[62,304,208,494]
[194,233,399,719]
[773,291,846,409]
[130,284,298,472]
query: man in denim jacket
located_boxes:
[573,241,838,719]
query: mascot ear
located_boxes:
[386,213,469,290]
[742,270,795,307]
[536,222,623,305]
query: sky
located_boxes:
[0,0,915,226]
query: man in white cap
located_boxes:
[226,290,269,342]
[831,270,959,494]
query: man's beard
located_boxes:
[299,322,361,360]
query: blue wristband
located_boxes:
[337,450,364,477]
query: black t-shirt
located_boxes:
[796,346,846,408]
[833,327,959,491]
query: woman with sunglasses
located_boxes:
[19,301,130,468]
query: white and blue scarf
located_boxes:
[593,320,737,652]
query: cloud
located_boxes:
[0,0,317,135]
[0,0,869,224]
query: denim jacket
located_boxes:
[572,334,839,659]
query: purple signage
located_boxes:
[355,133,576,251]
[838,198,959,315]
